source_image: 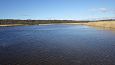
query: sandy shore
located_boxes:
[61,23,87,25]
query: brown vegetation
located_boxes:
[86,21,115,29]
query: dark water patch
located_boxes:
[0,25,115,65]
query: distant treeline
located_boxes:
[0,19,90,25]
[98,19,115,21]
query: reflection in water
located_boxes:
[91,26,115,33]
[0,25,115,65]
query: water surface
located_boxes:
[0,25,115,65]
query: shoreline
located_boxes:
[0,23,83,27]
[0,24,27,27]
[1,21,115,29]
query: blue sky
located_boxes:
[0,0,115,20]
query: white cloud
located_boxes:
[98,8,108,12]
[90,8,115,13]
[22,14,31,16]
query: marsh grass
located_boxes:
[86,21,115,29]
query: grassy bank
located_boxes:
[85,21,115,29]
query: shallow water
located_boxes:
[0,25,115,65]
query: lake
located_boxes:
[0,24,115,65]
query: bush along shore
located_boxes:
[0,19,89,26]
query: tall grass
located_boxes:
[86,21,115,28]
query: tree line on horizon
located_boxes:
[0,19,114,25]
[0,19,90,25]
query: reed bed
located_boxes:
[86,21,115,29]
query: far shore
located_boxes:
[0,23,83,27]
[0,24,28,27]
[0,21,115,29]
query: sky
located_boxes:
[0,0,115,20]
